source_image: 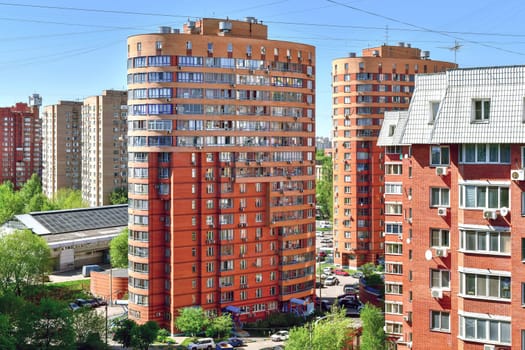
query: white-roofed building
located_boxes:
[378,66,524,350]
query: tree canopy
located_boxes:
[0,174,88,225]
[360,304,386,350]
[0,229,52,295]
[286,307,352,350]
[110,228,129,268]
[109,187,128,205]
[315,151,333,220]
[175,307,208,337]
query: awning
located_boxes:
[290,298,306,305]
[224,305,240,313]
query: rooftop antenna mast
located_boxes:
[439,40,462,63]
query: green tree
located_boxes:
[113,319,137,348]
[49,188,88,209]
[27,298,76,349]
[72,308,107,344]
[175,307,208,337]
[0,181,22,224]
[286,307,352,350]
[109,187,128,205]
[0,229,52,295]
[18,174,44,212]
[0,314,16,350]
[315,152,333,220]
[205,314,233,338]
[131,320,160,350]
[110,228,129,268]
[360,304,386,350]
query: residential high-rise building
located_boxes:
[0,99,42,188]
[81,90,128,207]
[42,101,83,197]
[126,18,316,331]
[331,44,456,268]
[378,66,525,349]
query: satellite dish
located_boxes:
[406,238,411,244]
[500,207,509,217]
[425,249,433,261]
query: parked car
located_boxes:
[318,251,327,258]
[343,285,358,294]
[187,338,216,350]
[339,294,360,308]
[271,330,289,342]
[75,298,91,308]
[334,269,349,276]
[351,271,364,279]
[227,337,244,347]
[324,275,340,286]
[81,264,103,277]
[320,238,332,244]
[314,298,333,311]
[216,341,233,349]
[68,302,80,311]
[323,267,333,275]
[316,231,324,237]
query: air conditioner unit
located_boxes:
[499,207,509,217]
[483,345,495,350]
[483,209,497,220]
[431,288,443,299]
[437,207,447,216]
[511,169,525,181]
[435,166,448,176]
[435,248,448,258]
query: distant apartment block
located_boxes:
[378,66,525,350]
[0,97,42,188]
[42,101,83,197]
[315,136,331,151]
[81,90,128,207]
[331,44,456,268]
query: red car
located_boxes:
[334,269,350,276]
[318,251,327,257]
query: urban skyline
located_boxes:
[1,0,525,137]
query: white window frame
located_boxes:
[430,228,450,248]
[459,229,510,255]
[430,269,450,290]
[430,187,450,207]
[472,98,490,122]
[385,182,402,194]
[430,311,450,332]
[430,145,450,166]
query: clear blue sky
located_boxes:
[1,0,525,137]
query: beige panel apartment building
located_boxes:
[42,101,83,197]
[81,90,128,207]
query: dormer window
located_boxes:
[430,101,440,124]
[473,99,490,122]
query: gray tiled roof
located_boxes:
[400,66,525,145]
[16,204,128,235]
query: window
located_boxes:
[472,99,490,122]
[430,146,450,166]
[385,222,402,235]
[385,243,402,255]
[431,311,450,332]
[385,302,403,314]
[430,101,440,123]
[385,163,402,175]
[430,188,450,207]
[460,271,511,300]
[430,229,450,248]
[385,262,403,275]
[385,322,403,334]
[385,202,402,215]
[459,314,510,344]
[459,144,510,164]
[459,184,509,209]
[385,282,403,295]
[385,183,402,194]
[460,229,510,254]
[431,269,450,289]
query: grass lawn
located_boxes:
[25,279,91,302]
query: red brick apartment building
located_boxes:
[126,18,316,332]
[378,66,525,349]
[331,44,455,268]
[0,99,42,188]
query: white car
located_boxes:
[324,275,340,286]
[271,330,289,342]
[187,338,216,350]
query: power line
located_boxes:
[326,0,525,56]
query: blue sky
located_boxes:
[1,0,525,137]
